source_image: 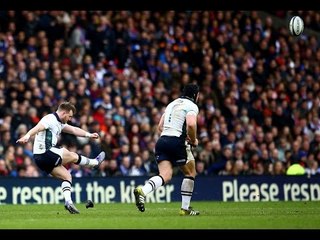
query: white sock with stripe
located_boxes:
[141,175,164,195]
[181,177,194,210]
[61,180,73,204]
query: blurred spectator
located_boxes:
[103,159,122,177]
[128,155,147,176]
[0,158,9,176]
[119,155,131,176]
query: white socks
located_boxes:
[181,177,194,210]
[61,180,72,204]
[141,175,164,195]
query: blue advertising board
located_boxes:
[0,175,319,204]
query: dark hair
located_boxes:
[181,84,199,103]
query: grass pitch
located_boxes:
[0,201,319,229]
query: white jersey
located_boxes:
[33,113,67,154]
[161,97,199,137]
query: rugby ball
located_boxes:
[289,16,304,36]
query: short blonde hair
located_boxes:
[58,101,76,114]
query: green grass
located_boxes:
[0,201,319,229]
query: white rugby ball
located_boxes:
[289,16,304,36]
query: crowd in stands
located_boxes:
[0,11,320,178]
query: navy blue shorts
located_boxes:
[155,136,187,166]
[33,148,63,174]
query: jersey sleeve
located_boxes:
[186,103,199,116]
[38,115,51,129]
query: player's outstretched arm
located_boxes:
[16,122,46,144]
[63,125,100,139]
